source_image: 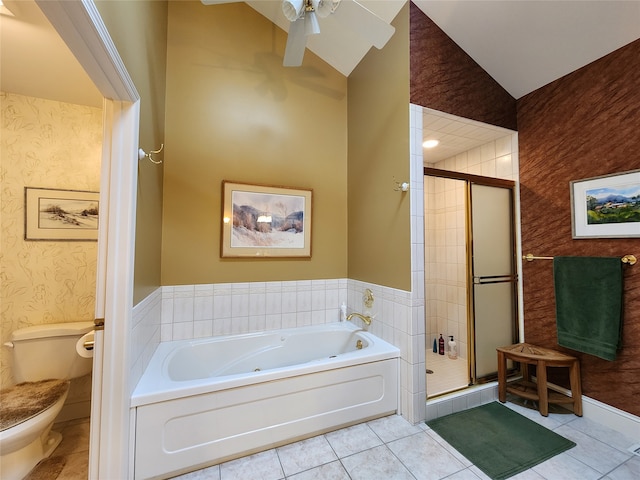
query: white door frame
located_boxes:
[35,1,139,477]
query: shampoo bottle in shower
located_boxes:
[448,335,458,359]
[433,337,437,353]
[438,334,445,355]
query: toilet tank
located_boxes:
[8,321,94,383]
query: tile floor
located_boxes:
[171,398,639,480]
[41,399,639,480]
[29,417,90,479]
[426,351,469,398]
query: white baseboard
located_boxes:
[582,395,640,440]
[426,383,639,441]
[528,379,639,440]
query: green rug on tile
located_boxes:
[427,402,576,480]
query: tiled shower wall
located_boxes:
[423,130,519,362]
[424,176,467,359]
[431,134,518,181]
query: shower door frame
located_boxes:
[424,167,520,389]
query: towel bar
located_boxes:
[523,253,636,265]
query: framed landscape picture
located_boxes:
[221,181,312,257]
[570,170,640,239]
[25,187,100,241]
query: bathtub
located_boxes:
[132,321,400,480]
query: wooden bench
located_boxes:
[497,343,582,417]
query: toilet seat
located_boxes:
[0,379,70,431]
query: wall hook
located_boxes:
[393,177,409,192]
[138,143,164,164]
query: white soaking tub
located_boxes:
[132,321,400,480]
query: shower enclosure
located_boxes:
[424,169,519,398]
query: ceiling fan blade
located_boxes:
[333,0,395,49]
[283,18,307,67]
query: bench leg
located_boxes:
[498,351,507,403]
[570,360,583,416]
[536,360,549,416]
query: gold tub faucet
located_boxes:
[346,312,372,326]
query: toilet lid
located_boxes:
[0,379,70,431]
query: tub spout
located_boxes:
[346,312,372,326]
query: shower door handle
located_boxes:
[473,274,517,285]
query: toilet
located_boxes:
[0,321,94,480]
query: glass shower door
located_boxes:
[470,183,518,381]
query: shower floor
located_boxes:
[426,351,469,398]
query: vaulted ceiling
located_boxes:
[413,0,640,99]
[2,0,639,163]
[3,1,640,106]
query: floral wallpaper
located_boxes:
[1,92,102,389]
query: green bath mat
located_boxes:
[427,402,576,480]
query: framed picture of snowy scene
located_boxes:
[570,169,640,239]
[25,187,99,241]
[221,181,312,258]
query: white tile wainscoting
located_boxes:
[131,278,426,423]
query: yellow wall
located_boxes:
[0,93,102,388]
[160,2,348,284]
[95,0,168,304]
[347,4,411,291]
[96,1,410,291]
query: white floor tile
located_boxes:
[220,449,283,480]
[566,416,638,453]
[367,413,422,443]
[503,400,571,430]
[285,461,350,480]
[605,456,640,480]
[48,411,637,480]
[507,468,546,480]
[445,468,486,479]
[324,423,382,458]
[276,435,337,477]
[340,445,414,480]
[556,424,633,474]
[531,451,602,480]
[387,432,466,479]
[175,464,221,479]
[467,465,492,480]
[423,428,473,468]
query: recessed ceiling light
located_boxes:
[423,139,439,149]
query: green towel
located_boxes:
[553,256,624,361]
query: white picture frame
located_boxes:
[570,170,640,239]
